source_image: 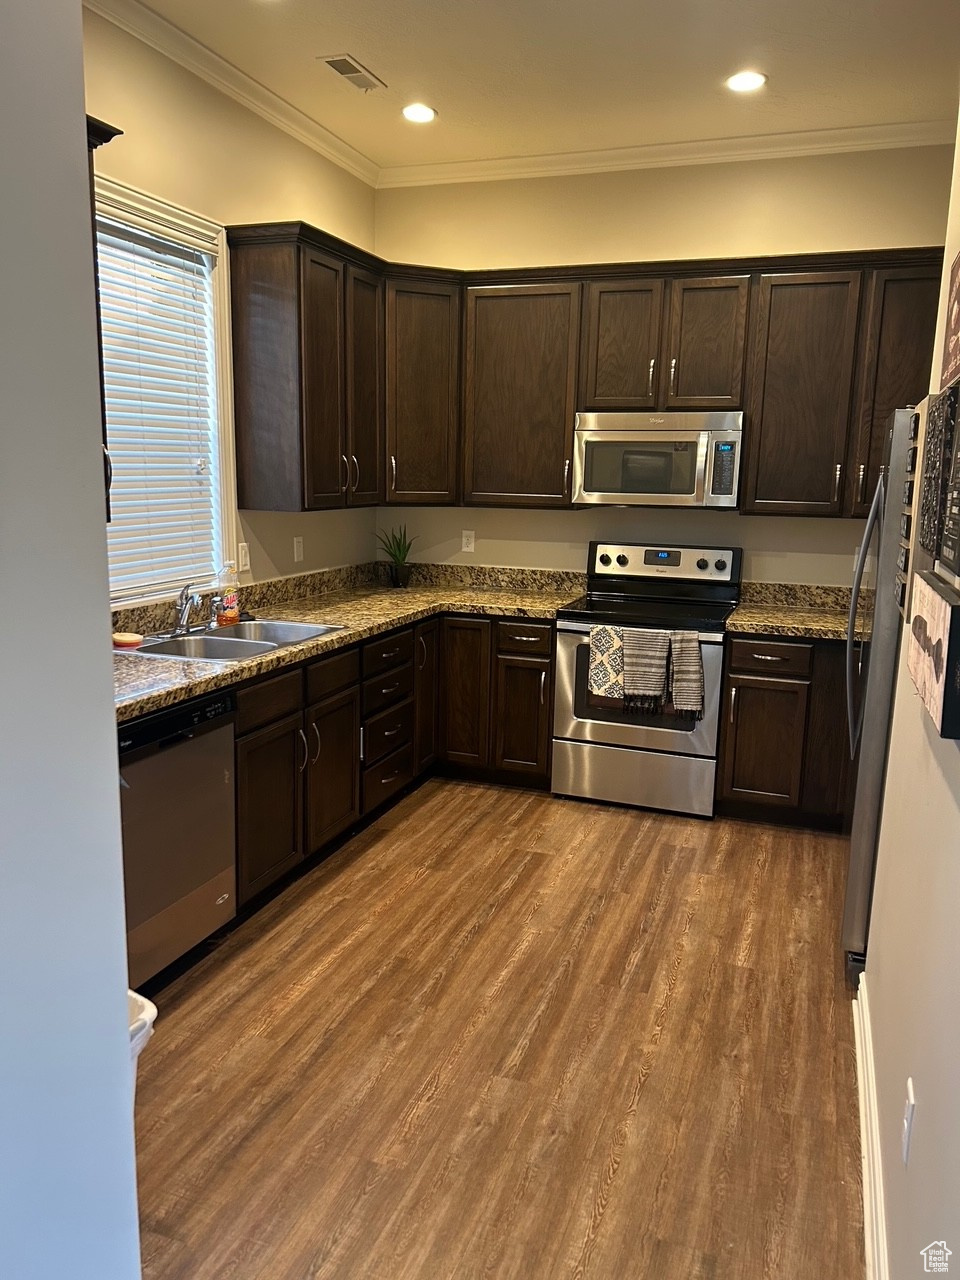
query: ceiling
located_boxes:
[88,0,960,187]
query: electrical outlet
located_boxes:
[237,542,250,573]
[462,530,475,553]
[293,536,304,563]
[902,1076,916,1165]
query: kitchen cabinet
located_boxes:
[742,271,862,515]
[717,637,850,827]
[579,275,749,410]
[385,280,460,504]
[360,629,416,812]
[414,619,440,772]
[236,701,305,905]
[228,227,384,511]
[86,115,121,519]
[440,617,493,766]
[463,283,581,506]
[845,265,941,517]
[305,687,361,851]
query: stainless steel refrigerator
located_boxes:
[841,406,917,979]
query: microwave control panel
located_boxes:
[710,440,738,497]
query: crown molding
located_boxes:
[376,120,956,189]
[84,0,379,187]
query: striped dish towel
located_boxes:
[622,628,670,712]
[588,626,624,699]
[669,630,704,720]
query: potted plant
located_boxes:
[377,525,416,588]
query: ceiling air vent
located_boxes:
[319,55,387,93]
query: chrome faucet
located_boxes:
[172,583,202,635]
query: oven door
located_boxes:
[573,429,708,506]
[553,622,723,757]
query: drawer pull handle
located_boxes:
[509,634,541,643]
[752,653,785,662]
[383,726,401,738]
[381,682,400,695]
[380,648,400,659]
[380,770,400,784]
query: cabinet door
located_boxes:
[463,284,581,506]
[493,654,552,777]
[743,272,861,515]
[236,712,305,905]
[345,266,384,506]
[440,617,492,766]
[580,279,664,409]
[300,246,346,509]
[845,265,941,517]
[414,619,439,773]
[719,675,809,807]
[386,280,460,504]
[305,687,360,853]
[663,276,749,408]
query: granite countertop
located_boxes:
[725,604,850,641]
[115,585,574,722]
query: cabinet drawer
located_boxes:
[362,628,414,677]
[236,669,302,735]
[496,619,553,656]
[305,647,359,703]
[362,743,414,815]
[363,697,414,766]
[729,639,813,677]
[362,662,414,717]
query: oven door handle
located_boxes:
[556,620,724,644]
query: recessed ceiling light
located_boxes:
[726,70,768,93]
[402,102,437,124]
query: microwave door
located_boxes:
[580,433,708,503]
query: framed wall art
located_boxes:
[908,570,960,738]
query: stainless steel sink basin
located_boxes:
[212,620,344,645]
[137,635,278,661]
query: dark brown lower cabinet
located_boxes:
[236,710,305,904]
[717,637,850,827]
[493,653,552,775]
[414,620,439,772]
[305,687,361,852]
[441,617,493,766]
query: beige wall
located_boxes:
[375,146,954,269]
[862,96,960,1279]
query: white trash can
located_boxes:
[128,989,158,1104]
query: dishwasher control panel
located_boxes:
[118,691,235,755]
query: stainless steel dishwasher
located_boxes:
[119,692,236,987]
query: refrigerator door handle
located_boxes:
[846,474,885,758]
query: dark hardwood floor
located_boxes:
[136,780,864,1280]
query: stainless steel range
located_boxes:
[552,541,742,817]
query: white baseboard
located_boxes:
[853,977,889,1280]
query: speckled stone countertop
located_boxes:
[115,585,574,723]
[727,583,852,641]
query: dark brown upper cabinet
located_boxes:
[385,279,460,504]
[742,271,862,516]
[844,265,941,517]
[228,229,383,511]
[579,275,748,411]
[463,283,581,506]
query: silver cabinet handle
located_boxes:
[858,463,866,504]
[383,725,401,738]
[508,633,541,643]
[351,454,360,491]
[669,357,677,395]
[834,463,842,503]
[563,459,570,493]
[381,769,400,785]
[390,454,397,491]
[419,634,427,669]
[298,727,309,773]
[310,722,321,765]
[647,358,656,398]
[341,454,349,494]
[381,682,400,695]
[540,670,546,705]
[380,647,400,659]
[752,653,784,662]
[729,686,737,726]
[359,726,365,763]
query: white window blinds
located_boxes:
[97,215,223,603]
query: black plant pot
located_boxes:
[389,563,412,588]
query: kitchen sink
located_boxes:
[211,620,344,645]
[136,635,279,661]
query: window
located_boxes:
[95,179,235,604]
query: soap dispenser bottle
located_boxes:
[215,561,240,626]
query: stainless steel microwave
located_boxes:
[571,411,743,508]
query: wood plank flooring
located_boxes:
[136,780,864,1280]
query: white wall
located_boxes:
[0,4,141,1278]
[378,506,863,585]
[862,92,960,1276]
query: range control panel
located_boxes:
[591,543,736,582]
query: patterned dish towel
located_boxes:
[622,628,670,712]
[669,630,704,720]
[588,626,624,699]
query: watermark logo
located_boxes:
[922,1241,952,1273]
